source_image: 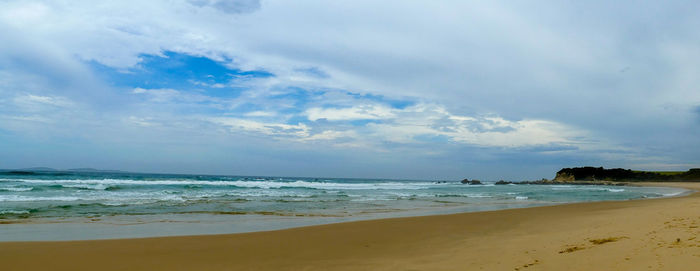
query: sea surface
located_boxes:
[0,171,689,241]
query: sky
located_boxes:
[1,0,699,180]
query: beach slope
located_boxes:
[1,182,698,270]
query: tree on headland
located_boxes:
[555,167,700,182]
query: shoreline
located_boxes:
[1,182,699,270]
[0,183,686,242]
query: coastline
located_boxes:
[1,182,698,270]
[0,183,682,242]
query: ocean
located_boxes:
[0,171,688,241]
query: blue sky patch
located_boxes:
[90,51,273,98]
[343,92,414,109]
[348,119,383,126]
[269,87,325,108]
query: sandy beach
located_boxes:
[1,182,698,270]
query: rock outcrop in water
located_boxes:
[460,179,482,185]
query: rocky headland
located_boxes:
[459,167,700,185]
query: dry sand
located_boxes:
[1,182,698,270]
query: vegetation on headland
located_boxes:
[554,167,700,182]
[476,167,700,185]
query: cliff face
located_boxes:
[553,172,575,182]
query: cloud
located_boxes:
[305,104,395,121]
[126,116,158,127]
[204,100,587,150]
[354,104,585,148]
[13,94,74,110]
[131,87,215,104]
[0,93,85,136]
[1,0,699,178]
[209,117,309,138]
[244,110,277,117]
[188,0,261,14]
[302,130,358,142]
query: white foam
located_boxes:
[0,178,438,190]
[662,191,685,197]
[0,210,30,215]
[0,195,81,202]
[0,187,33,192]
[551,186,574,190]
[349,197,393,202]
[61,184,113,190]
[515,196,528,200]
[386,192,416,197]
[433,193,492,198]
[0,190,187,203]
[466,193,492,198]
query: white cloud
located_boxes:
[206,101,587,149]
[188,0,261,14]
[209,117,309,138]
[13,94,74,110]
[189,80,226,88]
[0,114,51,123]
[448,119,582,147]
[243,111,277,117]
[0,2,49,25]
[353,104,585,148]
[305,104,395,121]
[301,130,357,141]
[125,116,158,127]
[131,87,220,104]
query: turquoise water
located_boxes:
[0,171,687,221]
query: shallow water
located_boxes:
[0,171,688,240]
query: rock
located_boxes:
[460,179,482,185]
[495,180,512,185]
[554,172,575,182]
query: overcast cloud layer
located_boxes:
[1,0,699,180]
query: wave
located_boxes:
[60,184,119,190]
[0,189,319,203]
[0,187,33,192]
[434,193,493,198]
[551,186,625,193]
[0,209,31,215]
[0,178,440,190]
[661,191,685,197]
[0,191,189,203]
[178,210,343,217]
[0,195,82,202]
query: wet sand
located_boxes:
[1,182,698,270]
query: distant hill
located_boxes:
[17,167,58,172]
[66,168,127,173]
[0,167,129,174]
[554,167,700,182]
